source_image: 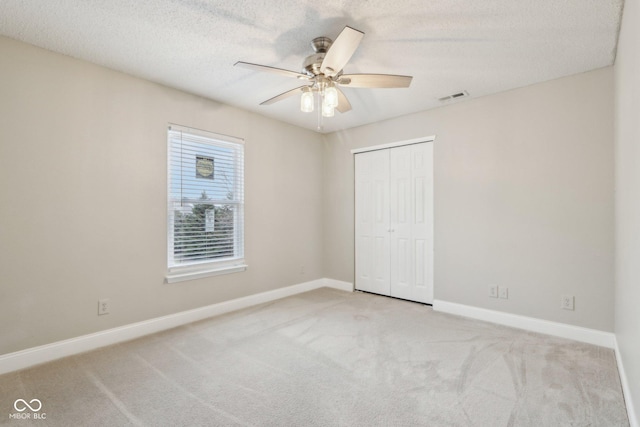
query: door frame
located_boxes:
[350,136,436,154]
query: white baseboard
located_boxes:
[322,278,354,292]
[432,300,615,348]
[0,278,353,375]
[615,337,639,427]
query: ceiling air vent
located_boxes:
[438,90,469,103]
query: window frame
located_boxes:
[166,124,246,283]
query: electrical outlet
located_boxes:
[561,295,574,311]
[499,287,509,299]
[299,265,305,275]
[98,298,110,315]
[489,285,498,298]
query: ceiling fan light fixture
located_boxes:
[324,85,338,108]
[301,88,314,113]
[322,99,335,117]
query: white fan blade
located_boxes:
[339,74,413,88]
[260,86,308,105]
[235,62,310,80]
[320,26,364,77]
[336,88,352,113]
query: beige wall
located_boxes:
[614,0,640,419]
[0,36,324,355]
[323,67,615,331]
[0,33,619,358]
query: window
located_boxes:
[167,124,245,283]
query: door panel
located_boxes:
[408,143,434,303]
[389,143,433,303]
[355,150,390,295]
[389,146,413,300]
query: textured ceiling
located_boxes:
[0,0,624,133]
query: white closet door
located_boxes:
[355,150,390,296]
[389,143,433,303]
[389,145,413,300]
[355,142,433,304]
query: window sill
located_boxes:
[166,264,248,284]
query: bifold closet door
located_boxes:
[354,149,390,296]
[355,142,433,304]
[389,143,433,304]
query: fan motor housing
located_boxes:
[303,36,334,76]
[303,52,325,76]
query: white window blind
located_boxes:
[167,125,244,272]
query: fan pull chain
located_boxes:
[317,89,323,132]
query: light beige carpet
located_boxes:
[0,288,629,426]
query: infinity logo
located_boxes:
[13,399,42,412]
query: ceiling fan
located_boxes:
[234,26,413,119]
